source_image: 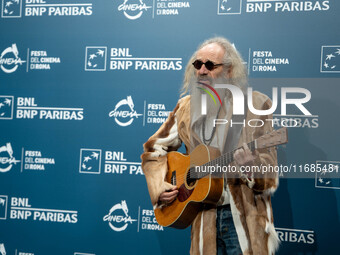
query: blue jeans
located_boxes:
[216,205,242,255]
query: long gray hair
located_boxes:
[181,37,247,97]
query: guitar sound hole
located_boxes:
[186,176,197,187]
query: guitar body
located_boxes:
[154,144,224,229]
[153,127,288,229]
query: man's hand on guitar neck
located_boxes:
[159,187,178,204]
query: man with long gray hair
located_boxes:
[141,37,280,254]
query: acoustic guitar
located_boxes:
[154,127,288,229]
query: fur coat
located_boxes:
[141,92,280,255]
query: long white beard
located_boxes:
[189,75,233,153]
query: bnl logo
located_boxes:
[1,0,22,18]
[218,0,242,15]
[79,149,102,174]
[321,46,340,73]
[0,96,14,119]
[0,195,8,220]
[85,47,107,71]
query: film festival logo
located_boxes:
[0,96,14,119]
[109,96,143,127]
[1,0,22,18]
[218,0,242,15]
[0,143,21,173]
[320,46,340,73]
[118,0,152,20]
[103,200,137,232]
[0,44,26,73]
[79,149,101,174]
[315,161,340,190]
[84,47,107,71]
[0,195,8,220]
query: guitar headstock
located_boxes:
[256,127,288,149]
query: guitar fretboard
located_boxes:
[189,140,256,180]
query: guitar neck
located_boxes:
[189,127,287,180]
[191,140,256,180]
[218,140,256,169]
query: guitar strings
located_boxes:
[169,141,256,186]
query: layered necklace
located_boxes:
[201,106,222,145]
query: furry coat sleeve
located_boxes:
[141,97,189,206]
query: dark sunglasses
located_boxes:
[192,60,224,71]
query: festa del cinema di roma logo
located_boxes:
[103,200,137,232]
[109,96,142,127]
[118,0,152,20]
[0,143,20,173]
[0,44,26,73]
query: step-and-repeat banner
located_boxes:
[1,0,340,254]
